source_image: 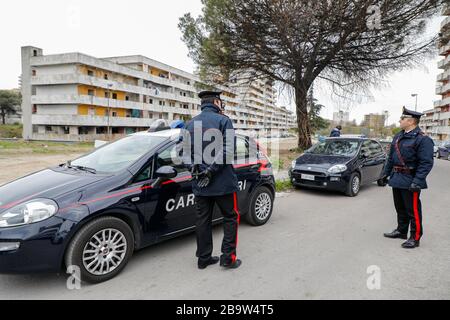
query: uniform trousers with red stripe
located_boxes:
[393,188,423,241]
[195,193,240,265]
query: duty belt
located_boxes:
[393,166,415,175]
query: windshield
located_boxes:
[306,140,360,157]
[71,135,167,173]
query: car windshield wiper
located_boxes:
[65,161,97,174]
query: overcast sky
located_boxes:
[0,0,444,125]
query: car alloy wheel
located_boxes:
[352,175,361,194]
[254,192,272,221]
[82,228,128,276]
[65,216,134,284]
[245,186,274,226]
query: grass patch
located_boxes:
[0,140,94,154]
[0,124,23,138]
[275,179,293,192]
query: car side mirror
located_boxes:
[151,166,178,188]
[155,166,177,180]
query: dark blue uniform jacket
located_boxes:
[184,104,239,197]
[384,127,434,190]
[330,128,341,137]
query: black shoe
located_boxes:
[384,230,408,239]
[198,256,220,270]
[402,238,420,249]
[220,259,242,269]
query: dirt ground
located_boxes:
[0,153,86,186]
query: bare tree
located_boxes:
[179,0,443,148]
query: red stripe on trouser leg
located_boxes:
[232,192,240,263]
[413,192,421,241]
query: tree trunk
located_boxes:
[0,110,5,125]
[294,83,312,150]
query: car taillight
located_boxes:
[255,140,273,175]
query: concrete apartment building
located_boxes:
[425,4,450,141]
[230,75,294,130]
[362,113,386,129]
[21,46,295,142]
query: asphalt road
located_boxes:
[0,159,449,300]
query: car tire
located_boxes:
[65,216,134,284]
[245,186,274,226]
[345,172,361,197]
[377,178,387,187]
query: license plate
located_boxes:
[301,174,315,181]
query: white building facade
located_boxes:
[21,46,296,142]
[429,4,450,141]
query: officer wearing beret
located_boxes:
[184,91,242,269]
[383,107,434,249]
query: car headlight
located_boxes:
[328,164,347,174]
[0,199,58,228]
[291,160,297,169]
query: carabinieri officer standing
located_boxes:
[383,107,434,249]
[184,90,242,270]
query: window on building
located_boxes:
[112,93,117,100]
[149,99,153,104]
[112,111,117,117]
[125,96,129,101]
[112,127,120,134]
[63,127,70,134]
[87,70,94,77]
[88,89,95,96]
[31,70,37,76]
[104,74,109,80]
[33,50,38,57]
[96,127,106,134]
[45,126,53,132]
[105,92,110,98]
[32,105,37,114]
[79,127,89,135]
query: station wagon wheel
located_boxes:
[65,216,134,284]
[245,186,274,226]
[346,172,361,197]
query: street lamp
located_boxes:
[411,93,418,112]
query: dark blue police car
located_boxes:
[436,140,450,161]
[0,129,275,283]
[289,137,387,197]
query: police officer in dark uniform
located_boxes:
[330,125,342,137]
[383,107,434,249]
[183,91,242,269]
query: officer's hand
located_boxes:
[197,169,212,188]
[409,183,421,193]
